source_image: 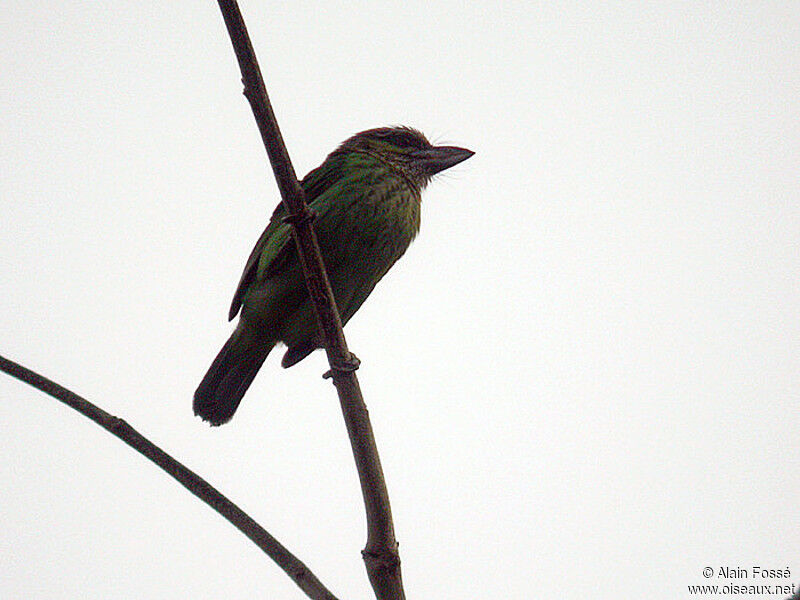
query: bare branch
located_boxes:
[0,354,338,600]
[215,2,405,598]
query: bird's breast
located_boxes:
[320,178,421,269]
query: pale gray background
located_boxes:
[2,2,799,599]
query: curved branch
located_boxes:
[0,354,338,600]
[215,2,405,598]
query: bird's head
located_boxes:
[338,126,474,189]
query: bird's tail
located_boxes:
[193,322,274,426]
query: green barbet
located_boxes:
[194,126,473,425]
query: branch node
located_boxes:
[361,547,401,571]
[105,415,126,433]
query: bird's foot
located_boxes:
[282,206,317,227]
[323,353,361,379]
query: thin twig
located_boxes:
[215,2,405,598]
[0,354,338,600]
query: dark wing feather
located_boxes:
[228,202,288,321]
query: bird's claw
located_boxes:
[282,206,317,226]
[322,353,361,379]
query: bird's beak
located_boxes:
[414,145,475,174]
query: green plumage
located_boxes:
[194,126,473,425]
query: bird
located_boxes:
[194,126,473,425]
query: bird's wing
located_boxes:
[227,154,346,321]
[228,202,291,320]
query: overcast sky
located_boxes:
[2,2,799,599]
